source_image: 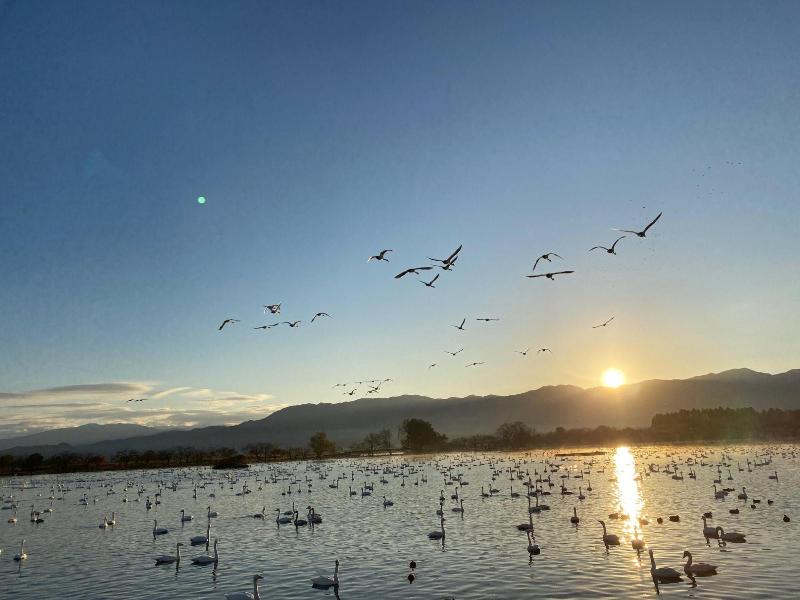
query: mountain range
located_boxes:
[3,368,799,457]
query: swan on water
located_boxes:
[155,542,183,565]
[648,549,682,582]
[153,519,169,535]
[526,530,540,555]
[716,526,746,543]
[190,523,210,545]
[226,574,263,600]
[570,507,579,524]
[311,559,339,588]
[13,539,27,561]
[192,538,219,565]
[683,550,717,576]
[428,517,445,540]
[701,516,719,539]
[180,509,194,522]
[599,520,619,546]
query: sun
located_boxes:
[602,368,625,388]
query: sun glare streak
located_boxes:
[614,446,643,547]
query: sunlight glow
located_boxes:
[602,368,625,388]
[614,446,644,545]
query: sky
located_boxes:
[1,0,798,439]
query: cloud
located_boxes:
[0,381,279,440]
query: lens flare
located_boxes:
[602,368,625,388]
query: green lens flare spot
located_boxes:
[197,196,206,204]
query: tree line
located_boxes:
[2,407,800,475]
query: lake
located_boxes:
[1,444,797,599]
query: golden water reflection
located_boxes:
[614,447,644,545]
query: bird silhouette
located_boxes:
[427,244,462,266]
[445,348,464,356]
[526,271,574,280]
[452,318,467,331]
[465,362,485,367]
[263,303,281,314]
[368,249,393,262]
[395,267,434,279]
[590,236,626,255]
[311,312,331,322]
[283,321,302,328]
[614,212,662,238]
[592,316,615,329]
[532,253,563,272]
[419,274,440,288]
[218,319,240,331]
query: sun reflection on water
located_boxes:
[614,446,644,544]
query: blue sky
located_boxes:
[1,0,798,437]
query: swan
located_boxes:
[107,512,116,525]
[716,526,746,542]
[190,523,210,545]
[648,549,682,582]
[180,509,194,522]
[153,519,169,535]
[428,517,445,540]
[526,530,540,555]
[275,509,292,525]
[192,538,219,565]
[253,506,266,519]
[577,486,585,501]
[383,496,394,507]
[208,506,219,518]
[311,559,339,588]
[599,520,619,546]
[737,487,748,500]
[293,511,308,527]
[701,516,718,539]
[226,574,263,600]
[451,499,464,513]
[99,516,109,529]
[631,528,645,551]
[683,551,717,576]
[713,485,726,499]
[13,539,27,561]
[570,507,579,524]
[154,542,183,565]
[308,508,322,524]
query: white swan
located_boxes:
[154,542,183,565]
[701,516,719,539]
[311,559,339,588]
[13,539,27,561]
[599,520,619,546]
[190,523,210,545]
[107,512,116,525]
[153,519,169,535]
[683,550,717,575]
[99,516,108,529]
[226,574,263,600]
[192,538,219,565]
[649,549,681,582]
[716,526,746,543]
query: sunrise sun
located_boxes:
[602,368,626,388]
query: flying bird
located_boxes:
[476,317,499,322]
[532,253,563,272]
[263,303,281,315]
[515,348,530,356]
[445,348,464,356]
[526,271,574,280]
[452,318,467,331]
[332,383,349,388]
[428,363,439,369]
[344,389,357,396]
[311,312,331,322]
[590,236,626,255]
[254,323,280,330]
[368,249,393,262]
[218,319,240,331]
[419,273,440,288]
[614,212,662,237]
[283,321,302,328]
[592,316,615,329]
[537,348,552,354]
[465,362,485,367]
[428,244,462,266]
[439,255,459,271]
[395,267,434,279]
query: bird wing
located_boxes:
[589,246,604,252]
[610,236,626,249]
[554,271,574,275]
[218,321,227,330]
[394,269,413,278]
[550,253,563,259]
[431,274,440,284]
[460,318,466,327]
[445,244,463,263]
[643,211,662,232]
[532,256,542,271]
[605,316,615,325]
[526,274,544,278]
[613,228,639,235]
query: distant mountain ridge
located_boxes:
[4,368,799,457]
[0,423,160,451]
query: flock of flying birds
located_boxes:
[214,212,663,399]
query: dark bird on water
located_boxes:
[614,212,662,238]
[590,236,626,255]
[428,244,462,266]
[453,318,466,331]
[526,270,574,280]
[592,316,615,329]
[532,253,563,272]
[395,266,434,279]
[311,312,331,322]
[368,249,393,262]
[419,273,440,288]
[218,319,240,331]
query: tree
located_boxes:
[309,432,335,459]
[400,418,447,452]
[377,428,392,454]
[495,422,534,449]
